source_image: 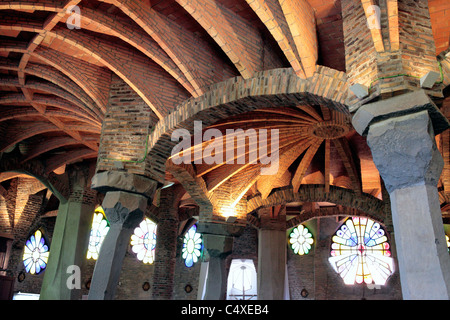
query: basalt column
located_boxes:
[40,166,96,300]
[353,90,450,299]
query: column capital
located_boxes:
[366,110,443,193]
[197,221,244,237]
[201,233,233,259]
[102,191,147,228]
[91,171,159,199]
[352,90,449,137]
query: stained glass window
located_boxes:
[328,217,394,285]
[182,224,203,268]
[289,225,314,255]
[446,235,450,252]
[131,218,157,264]
[23,230,49,274]
[87,207,110,260]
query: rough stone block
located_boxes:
[352,89,450,136]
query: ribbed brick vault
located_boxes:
[0,0,450,230]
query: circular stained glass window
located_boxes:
[87,207,110,260]
[328,217,394,285]
[289,225,314,255]
[131,218,157,264]
[23,230,49,275]
[182,225,203,268]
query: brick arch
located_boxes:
[0,106,100,128]
[0,60,101,117]
[147,66,350,183]
[246,184,385,223]
[0,156,69,202]
[0,76,96,117]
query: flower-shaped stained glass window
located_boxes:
[329,217,394,285]
[87,207,110,260]
[131,218,157,264]
[289,225,314,255]
[182,224,203,268]
[23,230,49,275]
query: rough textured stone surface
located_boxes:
[91,171,159,199]
[365,109,450,300]
[367,111,443,193]
[40,167,96,300]
[352,90,450,136]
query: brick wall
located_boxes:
[148,66,348,183]
[287,217,402,300]
[172,245,202,300]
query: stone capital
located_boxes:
[91,171,159,199]
[366,110,444,193]
[102,191,148,228]
[202,233,234,259]
[352,89,449,137]
[197,221,244,237]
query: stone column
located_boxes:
[353,90,450,300]
[257,207,286,300]
[201,233,233,300]
[87,191,147,300]
[197,222,239,300]
[40,168,96,300]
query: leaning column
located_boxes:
[353,90,450,299]
[87,172,158,300]
[40,166,96,300]
[87,190,147,300]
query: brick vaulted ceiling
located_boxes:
[0,0,449,213]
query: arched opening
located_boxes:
[226,259,257,300]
